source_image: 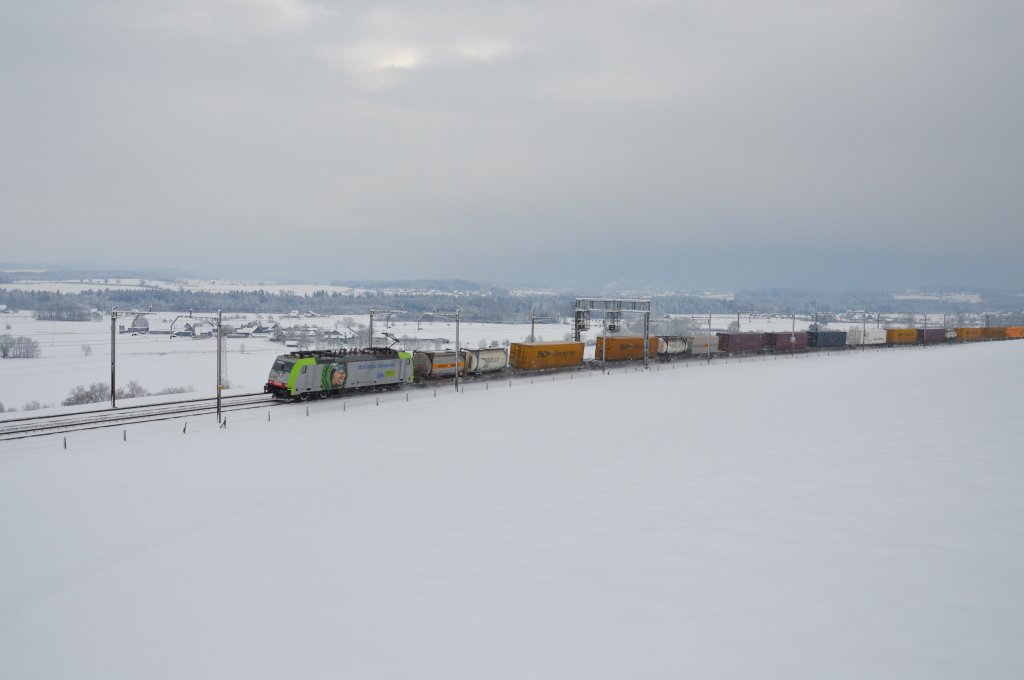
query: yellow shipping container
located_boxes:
[594,336,656,361]
[509,341,584,370]
[956,327,983,341]
[886,328,917,344]
[981,326,1006,340]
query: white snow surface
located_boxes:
[2,342,1023,679]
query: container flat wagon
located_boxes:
[764,331,808,351]
[917,328,946,345]
[808,331,847,348]
[594,336,656,362]
[847,328,887,346]
[887,328,917,345]
[685,334,721,356]
[955,327,983,341]
[509,341,584,370]
[716,332,765,354]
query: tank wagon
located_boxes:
[265,349,413,400]
[463,348,509,374]
[656,336,688,357]
[413,350,466,380]
[509,341,584,370]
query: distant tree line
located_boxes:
[1,286,1021,322]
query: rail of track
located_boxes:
[0,392,281,442]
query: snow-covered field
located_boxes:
[1,340,1022,678]
[0,313,552,410]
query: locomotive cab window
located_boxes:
[272,360,293,373]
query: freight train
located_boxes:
[265,325,1024,399]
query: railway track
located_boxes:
[0,393,281,442]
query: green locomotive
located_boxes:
[265,349,414,400]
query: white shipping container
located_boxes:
[846,328,887,346]
[685,334,721,354]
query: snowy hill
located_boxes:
[1,342,1023,679]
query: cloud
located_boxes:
[1,0,1022,288]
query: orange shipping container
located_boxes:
[509,341,584,370]
[594,336,656,361]
[956,327,982,341]
[1006,326,1024,339]
[886,328,917,344]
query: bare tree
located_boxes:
[0,334,12,358]
[81,344,93,357]
[122,380,149,398]
[10,336,40,358]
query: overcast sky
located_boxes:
[2,0,1021,290]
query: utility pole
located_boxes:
[791,312,796,356]
[111,308,117,408]
[531,305,535,343]
[216,310,223,423]
[602,314,608,373]
[110,308,155,408]
[643,311,650,368]
[707,312,712,364]
[170,310,224,422]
